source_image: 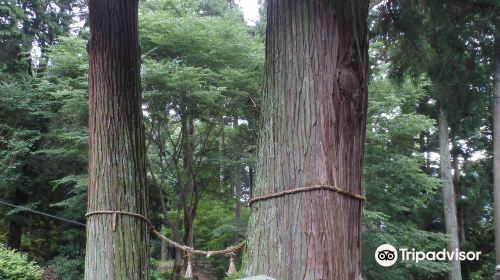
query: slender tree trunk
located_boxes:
[220,119,225,189]
[172,209,183,280]
[451,144,465,245]
[249,166,254,200]
[438,106,462,280]
[180,115,197,275]
[6,219,22,249]
[234,171,241,242]
[233,117,242,242]
[243,1,369,279]
[6,189,25,249]
[85,1,149,279]
[160,231,168,261]
[181,116,195,251]
[493,16,500,266]
[148,161,170,262]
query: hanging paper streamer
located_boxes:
[185,254,193,279]
[227,254,236,275]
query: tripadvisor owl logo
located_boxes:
[375,244,398,267]
[375,243,482,267]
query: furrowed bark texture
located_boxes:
[438,107,462,280]
[85,0,149,279]
[243,1,369,279]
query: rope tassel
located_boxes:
[227,255,236,275]
[185,255,193,279]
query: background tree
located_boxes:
[140,1,263,277]
[492,9,500,272]
[372,0,498,278]
[362,66,449,279]
[0,0,83,253]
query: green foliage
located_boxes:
[0,245,42,280]
[194,199,250,249]
[362,56,446,278]
[50,255,83,280]
[224,271,242,280]
[0,35,89,278]
[0,1,496,280]
[0,79,50,190]
[141,5,262,279]
[140,6,263,70]
[365,74,440,212]
[150,259,167,280]
[46,228,85,279]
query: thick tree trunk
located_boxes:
[493,19,500,266]
[438,107,462,280]
[85,1,149,279]
[243,1,369,279]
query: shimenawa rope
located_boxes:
[85,210,245,256]
[85,184,364,277]
[85,210,244,278]
[249,184,366,207]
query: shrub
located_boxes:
[50,255,83,280]
[224,271,242,280]
[0,245,42,280]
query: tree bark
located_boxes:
[180,115,198,275]
[85,1,149,279]
[243,1,369,279]
[233,117,242,242]
[438,106,462,280]
[172,209,183,280]
[160,232,168,261]
[234,170,242,242]
[248,166,254,200]
[219,119,225,189]
[451,144,465,245]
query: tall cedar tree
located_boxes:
[437,106,462,280]
[493,15,500,266]
[243,0,369,279]
[84,0,149,279]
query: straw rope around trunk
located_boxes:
[85,184,364,277]
[248,184,366,207]
[85,210,245,256]
[85,184,364,256]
